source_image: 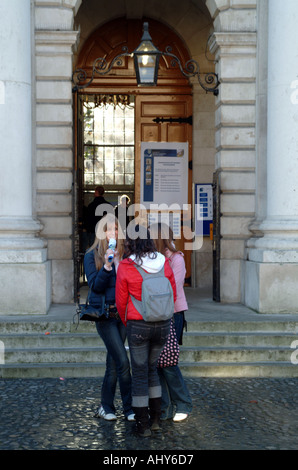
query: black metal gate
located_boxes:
[212,170,221,302]
[72,92,85,304]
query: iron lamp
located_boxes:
[133,23,161,86]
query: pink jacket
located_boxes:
[166,250,188,313]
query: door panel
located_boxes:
[141,101,188,117]
[167,125,186,141]
[135,94,192,282]
[141,124,160,142]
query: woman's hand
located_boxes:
[104,248,114,270]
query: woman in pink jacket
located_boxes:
[150,223,192,422]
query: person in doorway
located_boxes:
[149,222,192,422]
[115,224,177,437]
[85,186,113,247]
[84,213,134,421]
[114,194,131,234]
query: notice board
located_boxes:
[140,142,188,209]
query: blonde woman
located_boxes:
[149,222,192,422]
[84,213,134,422]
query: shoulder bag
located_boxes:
[77,289,107,322]
[157,319,180,368]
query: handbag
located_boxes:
[77,289,108,322]
[157,319,180,368]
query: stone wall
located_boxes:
[34,1,79,303]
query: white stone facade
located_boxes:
[0,0,297,314]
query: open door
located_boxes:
[73,17,195,289]
[135,94,193,283]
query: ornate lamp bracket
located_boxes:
[72,24,220,96]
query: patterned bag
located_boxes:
[157,319,180,368]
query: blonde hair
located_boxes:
[149,222,178,255]
[88,213,125,270]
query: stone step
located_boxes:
[0,332,102,349]
[1,319,298,334]
[1,361,297,379]
[1,345,294,365]
[187,321,298,333]
[1,318,298,378]
[182,332,297,347]
[1,331,297,349]
[180,346,294,363]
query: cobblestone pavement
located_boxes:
[0,377,298,451]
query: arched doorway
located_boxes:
[73,17,194,296]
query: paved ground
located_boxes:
[0,376,297,452]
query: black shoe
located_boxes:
[149,397,162,431]
[133,406,151,437]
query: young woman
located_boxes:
[115,224,177,437]
[84,213,134,422]
[149,222,192,422]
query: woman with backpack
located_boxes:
[149,222,192,422]
[115,224,177,437]
[84,213,134,422]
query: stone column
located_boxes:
[0,0,51,314]
[209,31,257,303]
[245,0,298,312]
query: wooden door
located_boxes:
[135,94,193,282]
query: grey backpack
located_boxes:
[130,264,174,322]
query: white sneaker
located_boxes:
[173,413,188,422]
[95,405,117,421]
[126,413,135,421]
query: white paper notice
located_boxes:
[140,142,188,209]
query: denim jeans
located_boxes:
[158,366,192,419]
[173,311,185,344]
[158,311,192,419]
[126,319,171,408]
[96,317,132,417]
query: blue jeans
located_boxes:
[96,317,132,417]
[126,319,171,408]
[158,311,192,419]
[158,366,192,419]
[173,311,185,344]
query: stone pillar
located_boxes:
[245,0,298,313]
[0,0,51,314]
[209,31,257,303]
[34,0,80,304]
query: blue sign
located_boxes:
[195,184,213,236]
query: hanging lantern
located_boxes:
[133,22,161,86]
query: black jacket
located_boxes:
[84,249,116,307]
[85,196,112,233]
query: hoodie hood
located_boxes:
[129,252,165,273]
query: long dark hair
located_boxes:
[149,222,178,255]
[124,224,157,264]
